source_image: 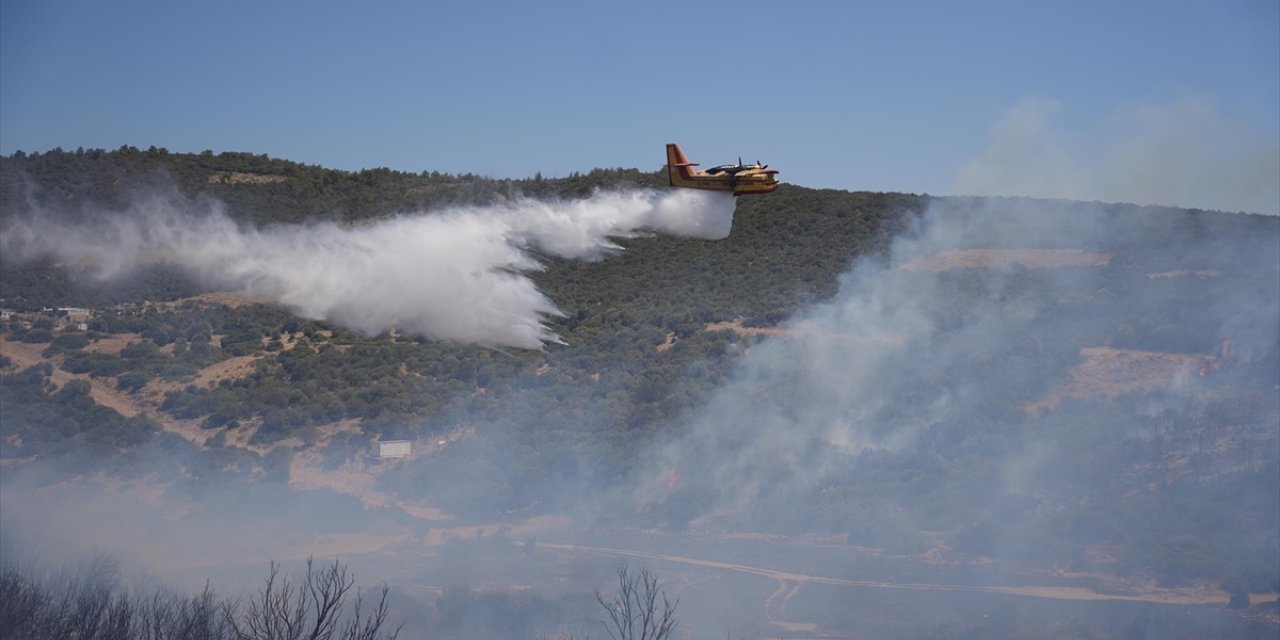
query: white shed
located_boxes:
[377,440,411,459]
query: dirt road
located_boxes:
[539,541,1273,636]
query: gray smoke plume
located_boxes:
[631,195,1279,529]
[955,95,1280,215]
[0,188,735,348]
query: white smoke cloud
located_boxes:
[954,95,1280,215]
[952,96,1093,203]
[631,194,1279,527]
[0,188,736,348]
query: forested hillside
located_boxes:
[0,147,915,456]
[2,147,1277,637]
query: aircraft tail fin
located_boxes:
[666,143,697,168]
[666,143,699,186]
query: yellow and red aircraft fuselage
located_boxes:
[666,143,780,196]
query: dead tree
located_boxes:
[226,557,399,640]
[0,556,394,640]
[595,566,678,640]
[137,584,234,640]
[0,567,53,639]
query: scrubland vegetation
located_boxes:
[2,148,1277,637]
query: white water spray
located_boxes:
[0,188,737,348]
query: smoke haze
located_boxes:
[955,95,1280,215]
[630,195,1279,545]
[2,169,1277,636]
[0,188,735,348]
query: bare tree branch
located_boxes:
[595,565,678,640]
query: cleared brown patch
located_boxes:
[288,445,453,522]
[0,337,52,371]
[84,333,144,355]
[1025,347,1212,416]
[10,333,278,450]
[703,319,905,350]
[902,249,1112,272]
[140,377,186,398]
[192,354,262,389]
[222,419,304,456]
[84,378,144,418]
[285,423,472,523]
[656,331,677,353]
[0,338,140,415]
[704,318,789,337]
[0,336,216,447]
[167,291,271,309]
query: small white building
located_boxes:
[57,307,92,323]
[377,440,411,459]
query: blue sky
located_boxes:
[2,1,1277,212]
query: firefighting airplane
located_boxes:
[666,143,780,196]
